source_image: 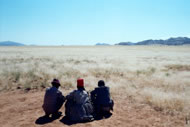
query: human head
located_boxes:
[98,80,105,87]
[77,78,84,89]
[51,79,61,88]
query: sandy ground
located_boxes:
[0,90,187,127]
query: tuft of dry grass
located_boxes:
[164,64,190,71]
[61,81,74,90]
[89,67,125,80]
[136,67,156,76]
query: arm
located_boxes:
[57,91,65,102]
[66,90,75,100]
[90,90,96,103]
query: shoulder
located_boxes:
[83,90,88,94]
[104,86,110,92]
[105,86,110,89]
[91,89,95,94]
[96,86,110,91]
[45,87,51,91]
[57,89,63,94]
[72,90,78,93]
[68,90,77,95]
[94,87,100,91]
[91,87,99,93]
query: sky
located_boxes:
[0,0,190,45]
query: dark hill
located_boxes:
[116,37,190,45]
[0,41,25,46]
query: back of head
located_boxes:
[98,80,105,87]
[51,78,61,88]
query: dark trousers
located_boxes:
[45,99,64,117]
[95,100,114,115]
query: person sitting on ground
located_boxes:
[91,80,114,117]
[42,79,65,118]
[65,78,94,122]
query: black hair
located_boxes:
[52,83,60,88]
[77,86,85,91]
[98,80,105,87]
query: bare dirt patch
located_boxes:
[0,90,186,127]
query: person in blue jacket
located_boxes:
[42,79,65,118]
[91,80,114,117]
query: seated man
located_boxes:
[65,78,94,122]
[42,79,65,118]
[91,80,114,116]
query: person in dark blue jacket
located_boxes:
[91,80,114,117]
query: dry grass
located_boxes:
[0,46,190,118]
[164,64,190,71]
[136,67,156,76]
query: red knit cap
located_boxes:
[77,78,84,87]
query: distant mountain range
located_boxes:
[1,37,190,46]
[0,41,25,46]
[116,37,190,45]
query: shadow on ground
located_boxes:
[59,116,78,125]
[94,112,112,121]
[35,112,62,125]
[36,111,112,125]
[59,112,112,126]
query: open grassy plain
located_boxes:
[0,46,190,127]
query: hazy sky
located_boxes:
[0,0,190,45]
